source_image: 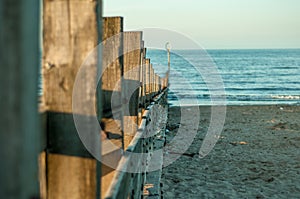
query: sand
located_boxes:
[162,105,300,198]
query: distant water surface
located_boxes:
[147,49,300,106]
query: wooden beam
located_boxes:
[42,0,102,198]
[101,16,123,148]
[0,0,40,198]
[138,42,145,124]
[141,48,147,109]
[102,16,124,199]
[102,17,123,116]
[145,59,151,106]
[150,64,154,97]
[122,31,143,149]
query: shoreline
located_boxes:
[167,103,300,108]
[162,105,300,198]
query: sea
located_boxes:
[147,49,300,106]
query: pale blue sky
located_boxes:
[104,0,300,49]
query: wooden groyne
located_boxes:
[0,1,168,198]
[101,17,168,198]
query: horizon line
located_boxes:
[147,47,300,51]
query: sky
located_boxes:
[103,0,300,49]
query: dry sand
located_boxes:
[162,105,300,198]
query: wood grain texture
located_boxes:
[140,48,147,110]
[42,0,99,114]
[101,17,123,139]
[42,0,102,198]
[123,32,143,148]
[137,42,145,124]
[47,154,97,199]
[101,17,124,199]
[102,17,123,114]
[145,59,151,106]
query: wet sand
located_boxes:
[162,105,300,198]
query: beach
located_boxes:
[162,105,300,198]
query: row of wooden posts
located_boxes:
[0,0,169,198]
[101,16,169,198]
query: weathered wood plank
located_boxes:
[104,89,168,199]
[123,31,143,149]
[101,16,124,199]
[145,59,151,105]
[150,65,155,97]
[138,42,145,124]
[102,16,123,142]
[158,76,161,92]
[39,152,47,199]
[102,17,123,115]
[155,74,159,93]
[0,0,40,198]
[43,0,99,113]
[42,0,102,198]
[140,48,147,109]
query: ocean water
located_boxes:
[147,49,300,106]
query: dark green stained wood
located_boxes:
[0,0,41,198]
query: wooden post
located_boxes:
[102,16,123,145]
[153,73,156,94]
[166,42,171,87]
[138,42,145,124]
[154,74,157,94]
[122,31,143,148]
[0,0,40,198]
[145,59,151,106]
[154,72,157,94]
[155,74,159,93]
[150,65,154,97]
[102,17,123,120]
[158,76,161,92]
[42,0,102,198]
[149,65,152,96]
[102,16,124,198]
[141,48,147,108]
